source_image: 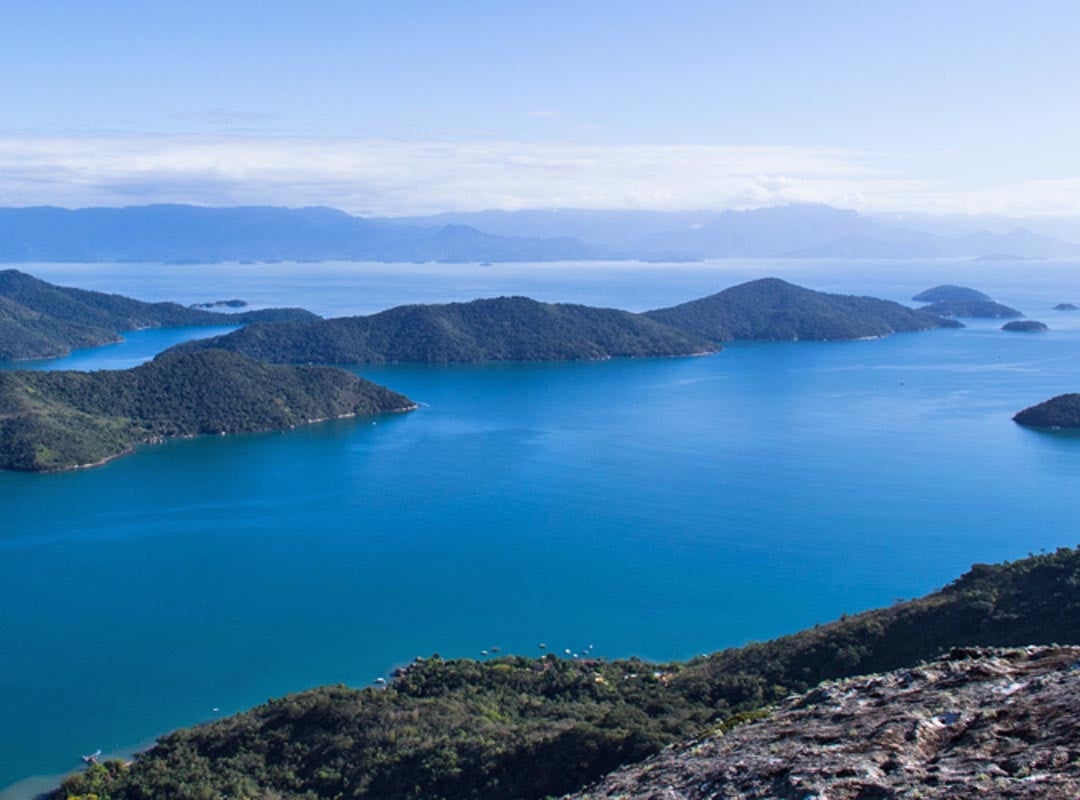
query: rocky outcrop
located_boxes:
[571,646,1080,800]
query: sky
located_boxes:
[1,1,1078,216]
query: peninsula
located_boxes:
[0,349,414,471]
[0,269,318,361]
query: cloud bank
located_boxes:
[0,135,1075,217]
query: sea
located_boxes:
[2,258,1080,796]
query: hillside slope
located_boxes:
[646,277,960,343]
[0,269,318,360]
[179,296,716,364]
[54,547,1080,800]
[0,349,414,471]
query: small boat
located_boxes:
[81,749,102,764]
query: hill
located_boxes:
[0,206,594,264]
[912,284,991,303]
[645,277,960,343]
[54,546,1080,800]
[0,269,318,360]
[572,646,1080,800]
[1013,394,1080,429]
[0,349,414,472]
[178,296,716,364]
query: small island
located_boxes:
[1054,303,1078,311]
[1002,320,1048,332]
[190,298,249,309]
[911,284,991,303]
[0,349,415,471]
[1013,394,1080,429]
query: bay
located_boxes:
[2,258,1080,793]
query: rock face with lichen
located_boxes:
[571,646,1080,800]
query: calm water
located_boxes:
[2,259,1080,793]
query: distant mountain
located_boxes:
[645,278,961,343]
[0,205,596,264]
[0,203,1074,263]
[0,349,414,472]
[178,296,715,364]
[0,269,318,361]
[640,204,879,258]
[387,205,1080,260]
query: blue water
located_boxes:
[2,259,1080,793]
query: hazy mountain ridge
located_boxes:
[0,204,1077,263]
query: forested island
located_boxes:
[644,277,960,343]
[178,278,959,366]
[0,349,414,471]
[178,295,717,364]
[55,547,1080,800]
[0,269,317,360]
[1013,394,1080,429]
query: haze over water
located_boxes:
[3,259,1080,794]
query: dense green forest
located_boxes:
[0,349,414,471]
[1014,393,1080,428]
[0,269,318,360]
[56,547,1080,800]
[179,295,715,364]
[644,277,961,343]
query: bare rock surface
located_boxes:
[570,646,1080,800]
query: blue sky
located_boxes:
[1,1,1078,215]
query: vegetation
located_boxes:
[179,296,715,364]
[911,284,991,303]
[0,349,414,471]
[0,269,318,360]
[54,547,1080,800]
[1014,394,1080,429]
[645,277,961,343]
[1002,320,1048,332]
[918,299,1023,319]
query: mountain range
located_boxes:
[0,204,1078,263]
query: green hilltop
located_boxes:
[56,546,1080,800]
[645,277,961,343]
[0,349,414,472]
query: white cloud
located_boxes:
[0,134,1076,217]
